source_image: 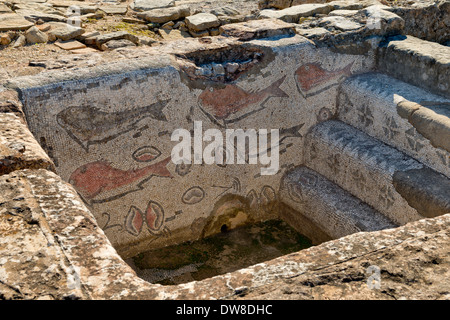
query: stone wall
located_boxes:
[390,0,450,45]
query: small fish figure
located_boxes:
[57,100,169,151]
[199,76,288,121]
[69,156,173,202]
[125,201,165,236]
[295,62,354,93]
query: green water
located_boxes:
[126,219,312,285]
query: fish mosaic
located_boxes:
[69,156,173,203]
[125,200,165,236]
[198,76,288,126]
[246,186,277,213]
[295,62,354,98]
[57,100,170,151]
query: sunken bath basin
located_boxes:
[2,17,449,299]
[13,34,376,260]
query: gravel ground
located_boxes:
[0,0,260,82]
[0,0,440,83]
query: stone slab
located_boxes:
[54,40,87,50]
[0,13,33,31]
[319,16,363,31]
[25,25,48,44]
[0,168,152,300]
[48,24,85,41]
[94,31,140,48]
[229,214,450,300]
[15,9,67,23]
[329,9,360,16]
[259,3,333,23]
[0,89,24,119]
[70,47,100,54]
[361,5,404,35]
[327,0,380,10]
[295,26,330,39]
[185,13,220,32]
[131,0,175,12]
[158,28,191,41]
[0,3,12,13]
[137,5,190,24]
[101,39,137,51]
[49,1,99,14]
[98,5,128,15]
[219,18,296,41]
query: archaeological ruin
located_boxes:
[0,0,449,300]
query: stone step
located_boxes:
[377,35,450,98]
[304,120,450,225]
[337,72,450,177]
[279,166,397,241]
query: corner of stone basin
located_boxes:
[397,99,450,153]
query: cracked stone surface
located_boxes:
[0,168,158,300]
[185,13,220,32]
[230,216,450,300]
[0,110,55,175]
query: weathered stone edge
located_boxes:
[3,54,175,91]
[397,100,450,153]
[17,169,161,300]
[0,88,55,174]
[0,87,25,121]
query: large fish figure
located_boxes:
[295,62,354,97]
[199,76,288,124]
[57,100,169,151]
[69,156,173,203]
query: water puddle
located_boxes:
[126,219,312,285]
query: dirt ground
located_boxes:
[0,0,430,83]
[0,0,260,82]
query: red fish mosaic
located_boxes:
[69,156,173,201]
[295,62,354,96]
[199,76,288,121]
